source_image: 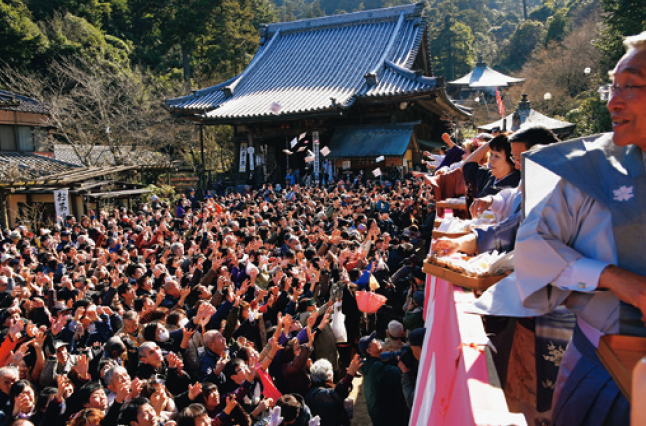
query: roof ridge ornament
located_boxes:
[365,72,378,86]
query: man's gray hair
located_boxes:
[310,359,333,384]
[104,365,128,387]
[170,242,184,255]
[138,341,157,357]
[610,31,646,77]
[0,366,18,379]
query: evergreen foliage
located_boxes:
[0,0,640,159]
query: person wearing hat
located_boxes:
[358,331,410,426]
[39,340,79,388]
[399,327,426,408]
[383,320,405,352]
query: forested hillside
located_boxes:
[0,0,644,169]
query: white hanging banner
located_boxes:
[248,146,255,171]
[239,142,248,173]
[54,189,70,219]
[313,131,320,183]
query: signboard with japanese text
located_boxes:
[248,146,255,171]
[313,131,320,183]
[53,189,70,219]
[239,142,248,173]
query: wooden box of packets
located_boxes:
[597,334,646,401]
[422,258,508,291]
[436,201,468,211]
[432,230,471,239]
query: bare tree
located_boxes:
[0,57,187,167]
[506,16,603,117]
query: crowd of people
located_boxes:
[2,29,644,426]
[0,170,435,426]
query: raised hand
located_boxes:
[167,351,179,369]
[131,377,143,398]
[224,394,237,414]
[151,388,168,415]
[34,330,46,350]
[188,382,202,401]
[319,308,332,329]
[348,354,364,376]
[156,289,166,306]
[306,327,316,345]
[9,317,24,340]
[307,311,318,330]
[9,343,29,366]
[268,406,283,426]
[257,397,274,413]
[56,374,71,401]
[431,238,460,257]
[76,354,90,380]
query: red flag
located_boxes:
[495,88,505,117]
[257,368,282,401]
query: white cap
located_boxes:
[388,320,405,339]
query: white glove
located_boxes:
[268,406,283,426]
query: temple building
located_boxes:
[166,3,469,185]
[478,94,575,138]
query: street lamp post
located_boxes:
[544,92,552,114]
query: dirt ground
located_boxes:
[349,375,373,426]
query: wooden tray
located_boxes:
[432,230,470,239]
[597,334,646,401]
[436,201,468,211]
[422,261,506,291]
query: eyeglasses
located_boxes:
[610,84,646,99]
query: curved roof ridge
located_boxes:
[383,60,435,83]
[366,11,406,79]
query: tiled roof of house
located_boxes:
[53,144,166,167]
[0,90,49,115]
[0,152,79,181]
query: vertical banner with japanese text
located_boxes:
[239,142,248,173]
[53,189,70,219]
[313,131,320,184]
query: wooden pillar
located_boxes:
[0,189,8,230]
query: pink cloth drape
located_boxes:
[411,278,521,426]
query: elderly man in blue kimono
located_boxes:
[512,31,646,425]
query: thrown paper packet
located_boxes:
[299,132,306,140]
[297,146,307,152]
[270,102,282,114]
[320,146,331,156]
[282,149,293,155]
[290,138,298,148]
[305,155,315,163]
[372,167,382,177]
[376,155,385,162]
